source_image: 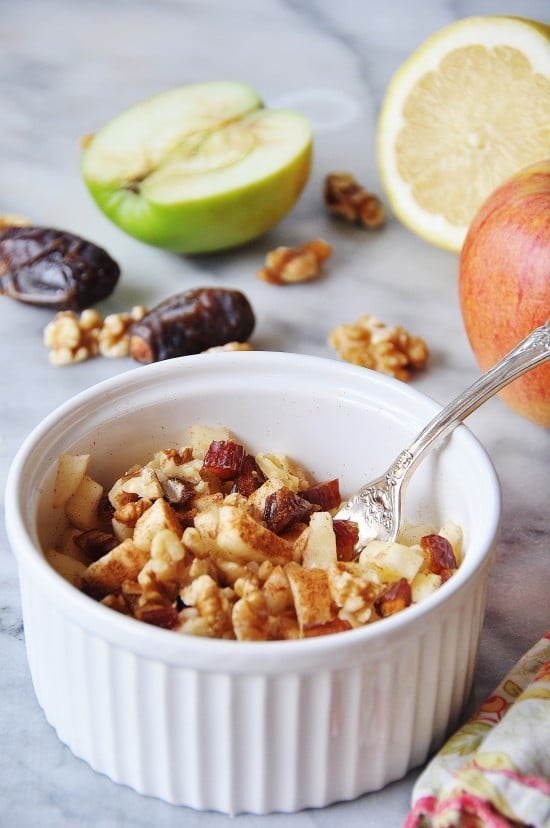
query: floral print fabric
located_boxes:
[404,633,550,828]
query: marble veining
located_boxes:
[1,1,549,826]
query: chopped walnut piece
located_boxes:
[232,578,270,641]
[324,172,386,229]
[204,341,253,353]
[44,308,103,365]
[113,498,153,529]
[261,565,293,616]
[328,314,428,381]
[137,528,189,606]
[0,214,32,230]
[257,239,332,285]
[181,574,233,638]
[327,561,384,627]
[98,306,147,358]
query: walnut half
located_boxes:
[324,172,386,229]
[328,314,428,381]
[44,305,147,365]
[44,309,103,365]
[257,239,332,285]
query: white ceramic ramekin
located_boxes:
[5,352,501,815]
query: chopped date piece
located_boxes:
[301,478,341,511]
[264,487,314,534]
[333,519,359,562]
[439,567,456,583]
[166,503,198,526]
[231,453,267,497]
[375,578,412,617]
[303,617,353,637]
[97,493,115,526]
[74,529,119,561]
[129,287,255,363]
[202,440,246,480]
[0,225,120,310]
[160,476,195,507]
[421,534,458,575]
[136,605,181,630]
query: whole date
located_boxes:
[129,287,255,363]
[0,225,120,310]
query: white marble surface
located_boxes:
[1,1,549,825]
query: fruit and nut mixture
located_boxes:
[46,426,462,641]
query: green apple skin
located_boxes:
[80,82,313,254]
[459,158,550,427]
[82,139,312,254]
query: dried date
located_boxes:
[301,478,341,511]
[332,519,359,562]
[375,578,412,617]
[264,487,314,534]
[420,534,458,575]
[0,225,120,310]
[231,454,266,497]
[136,605,181,630]
[129,287,255,363]
[202,440,245,481]
[74,529,119,561]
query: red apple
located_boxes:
[458,159,550,427]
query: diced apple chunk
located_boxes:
[65,475,104,530]
[52,453,90,508]
[359,539,424,583]
[45,549,87,588]
[411,571,442,603]
[302,512,337,569]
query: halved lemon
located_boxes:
[377,16,550,252]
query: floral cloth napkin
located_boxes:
[404,633,550,828]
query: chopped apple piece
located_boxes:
[45,549,87,588]
[52,453,90,508]
[359,539,424,583]
[65,474,104,530]
[302,511,337,569]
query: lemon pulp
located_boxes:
[377,16,550,251]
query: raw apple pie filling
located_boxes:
[45,425,462,640]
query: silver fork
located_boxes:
[334,318,550,550]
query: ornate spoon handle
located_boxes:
[387,318,550,485]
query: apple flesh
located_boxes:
[81,81,312,253]
[52,453,90,508]
[459,159,550,427]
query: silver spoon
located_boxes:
[334,318,550,551]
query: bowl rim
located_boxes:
[5,351,501,673]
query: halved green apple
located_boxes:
[81,81,313,253]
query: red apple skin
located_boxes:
[459,159,550,427]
